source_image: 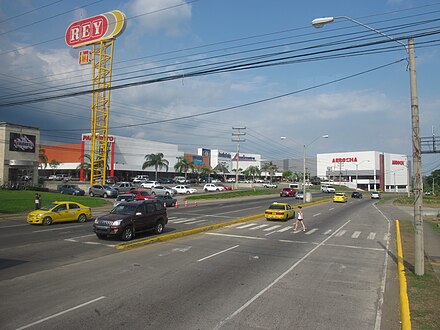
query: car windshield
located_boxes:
[103,185,112,189]
[41,203,59,211]
[111,204,137,215]
[283,188,291,191]
[117,195,134,201]
[268,204,285,210]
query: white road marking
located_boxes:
[168,216,178,220]
[213,220,351,330]
[367,232,377,240]
[206,233,266,240]
[329,207,335,211]
[351,231,361,239]
[172,218,197,224]
[292,229,302,234]
[323,229,332,235]
[277,226,293,232]
[197,245,240,262]
[33,225,82,233]
[313,213,321,217]
[278,239,319,245]
[335,230,346,237]
[237,223,257,229]
[325,243,384,251]
[83,242,102,245]
[185,219,207,225]
[249,224,269,230]
[15,296,106,330]
[305,228,318,235]
[263,225,281,231]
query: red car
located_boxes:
[280,187,296,197]
[130,189,154,200]
[217,183,232,191]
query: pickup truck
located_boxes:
[112,182,136,193]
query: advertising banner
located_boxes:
[9,133,36,153]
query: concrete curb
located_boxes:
[116,198,331,250]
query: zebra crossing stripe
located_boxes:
[185,220,207,225]
[277,226,293,232]
[305,228,318,235]
[367,232,377,240]
[323,229,332,235]
[335,230,346,237]
[264,225,282,231]
[173,218,197,224]
[168,216,178,220]
[249,224,270,230]
[237,223,258,229]
[351,231,361,238]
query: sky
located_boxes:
[0,0,439,174]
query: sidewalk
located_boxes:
[395,205,440,280]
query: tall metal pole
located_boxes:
[232,127,246,190]
[303,144,306,204]
[409,37,424,275]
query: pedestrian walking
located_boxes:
[35,193,41,210]
[294,205,306,232]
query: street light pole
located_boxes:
[355,160,370,190]
[312,16,424,275]
[303,135,329,204]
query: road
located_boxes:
[0,195,395,329]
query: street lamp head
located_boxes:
[312,17,335,28]
[280,136,286,140]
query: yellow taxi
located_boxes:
[27,201,92,225]
[333,193,347,203]
[264,202,295,221]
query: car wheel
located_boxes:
[89,191,94,197]
[152,192,156,196]
[121,227,134,241]
[60,190,64,194]
[205,188,208,192]
[42,217,53,226]
[72,191,76,196]
[103,193,108,198]
[154,220,165,234]
[77,214,87,223]
[165,192,170,196]
[216,189,219,191]
[96,233,106,239]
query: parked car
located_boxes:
[112,181,135,193]
[216,183,232,191]
[174,185,198,194]
[321,185,336,193]
[351,191,363,199]
[132,175,149,183]
[140,181,159,189]
[263,182,277,188]
[280,187,296,197]
[203,183,225,192]
[371,192,381,199]
[130,189,154,201]
[93,200,168,241]
[154,195,177,207]
[57,184,85,196]
[27,201,92,225]
[174,176,187,184]
[333,193,347,203]
[89,184,118,198]
[159,177,175,184]
[151,185,177,196]
[264,202,295,221]
[295,191,304,200]
[226,178,236,183]
[114,193,136,207]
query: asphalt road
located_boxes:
[0,195,395,329]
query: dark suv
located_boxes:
[351,191,363,199]
[93,200,168,241]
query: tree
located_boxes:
[174,157,193,181]
[214,162,230,182]
[243,165,260,182]
[282,170,293,181]
[425,169,440,195]
[201,166,216,182]
[38,148,48,169]
[76,154,91,181]
[49,160,60,174]
[261,161,278,181]
[142,153,169,181]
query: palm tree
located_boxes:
[77,154,91,181]
[214,162,229,182]
[174,157,193,181]
[261,161,278,182]
[201,166,216,182]
[142,153,169,181]
[245,165,261,183]
[38,148,48,169]
[49,160,60,174]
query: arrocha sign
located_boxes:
[65,10,126,48]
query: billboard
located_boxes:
[65,10,126,48]
[9,133,36,153]
[192,155,204,165]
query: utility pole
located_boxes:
[409,38,424,275]
[232,127,246,190]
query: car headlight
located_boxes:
[37,213,45,217]
[112,220,123,226]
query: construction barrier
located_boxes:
[395,219,411,330]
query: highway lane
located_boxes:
[0,198,394,329]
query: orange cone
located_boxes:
[185,200,188,208]
[175,201,179,208]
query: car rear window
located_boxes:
[268,204,285,210]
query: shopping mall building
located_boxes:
[317,151,410,192]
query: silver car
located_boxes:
[151,185,177,196]
[89,184,118,198]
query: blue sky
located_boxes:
[0,0,439,174]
